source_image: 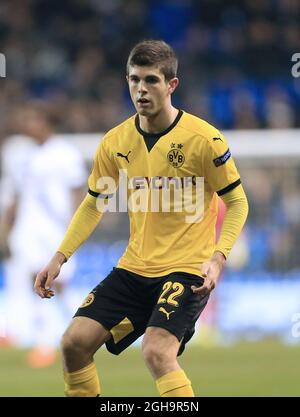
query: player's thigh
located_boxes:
[146,272,208,356]
[62,316,111,355]
[142,326,180,359]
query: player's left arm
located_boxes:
[192,184,248,295]
[192,131,248,296]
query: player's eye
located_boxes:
[130,76,139,83]
[146,76,159,84]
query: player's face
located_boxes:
[127,65,178,117]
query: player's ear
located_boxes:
[168,77,179,94]
[126,75,129,84]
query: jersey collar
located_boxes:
[135,109,183,139]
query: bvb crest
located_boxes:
[167,143,185,168]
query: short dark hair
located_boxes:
[127,40,178,81]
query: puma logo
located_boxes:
[159,307,175,320]
[117,151,131,163]
[213,137,223,142]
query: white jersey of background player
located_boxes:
[0,105,86,366]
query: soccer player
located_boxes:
[34,40,248,396]
[0,104,86,366]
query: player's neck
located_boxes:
[138,106,179,134]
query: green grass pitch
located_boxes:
[0,340,299,396]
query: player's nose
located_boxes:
[138,80,147,93]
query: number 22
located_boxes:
[157,281,184,307]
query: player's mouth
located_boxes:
[137,97,151,107]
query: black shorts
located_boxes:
[74,267,209,356]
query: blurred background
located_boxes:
[0,0,300,397]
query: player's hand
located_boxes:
[191,251,226,297]
[34,252,66,299]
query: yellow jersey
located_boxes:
[88,110,241,277]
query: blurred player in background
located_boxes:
[35,40,248,396]
[0,104,86,367]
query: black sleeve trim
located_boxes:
[88,189,100,197]
[217,179,241,196]
[88,189,114,199]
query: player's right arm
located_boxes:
[34,251,67,298]
[34,193,103,298]
[34,137,119,298]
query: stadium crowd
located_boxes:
[0,0,299,145]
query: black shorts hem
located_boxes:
[73,310,112,334]
[146,323,189,356]
[146,323,182,343]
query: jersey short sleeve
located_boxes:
[203,131,241,196]
[88,137,119,197]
